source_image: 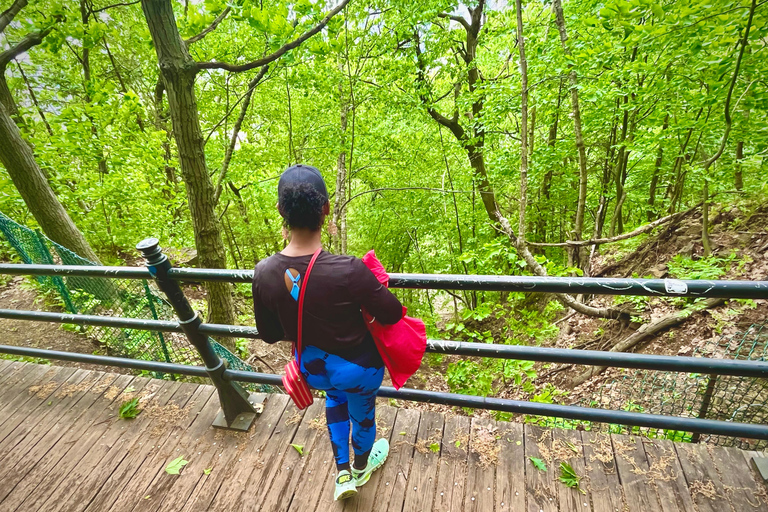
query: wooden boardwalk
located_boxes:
[0,360,766,512]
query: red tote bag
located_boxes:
[282,248,321,410]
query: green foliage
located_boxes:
[529,457,547,472]
[290,444,304,456]
[667,252,744,280]
[118,397,142,419]
[165,456,189,475]
[558,462,585,494]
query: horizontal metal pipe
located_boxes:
[3,309,768,377]
[0,263,152,279]
[3,264,768,298]
[3,344,766,440]
[0,344,209,377]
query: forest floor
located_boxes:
[0,275,131,374]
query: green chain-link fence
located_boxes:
[0,212,277,393]
[528,321,768,449]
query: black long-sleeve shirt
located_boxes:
[252,251,403,358]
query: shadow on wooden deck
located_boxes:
[0,360,766,512]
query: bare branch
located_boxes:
[212,65,269,205]
[0,0,27,34]
[196,0,350,73]
[184,7,231,46]
[339,186,473,213]
[0,24,56,67]
[526,204,700,248]
[92,0,140,13]
[437,12,470,32]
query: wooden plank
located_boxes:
[401,410,444,512]
[0,361,32,387]
[0,364,62,429]
[433,414,470,512]
[709,446,768,512]
[114,388,220,512]
[552,429,591,512]
[674,442,731,512]
[232,400,310,510]
[179,393,290,512]
[81,382,208,512]
[0,359,14,377]
[298,403,396,512]
[611,434,660,512]
[465,417,497,512]
[642,438,695,512]
[335,406,416,512]
[495,421,525,512]
[0,371,115,501]
[581,431,624,512]
[284,400,341,512]
[156,393,281,512]
[0,373,138,510]
[35,379,184,512]
[11,376,154,512]
[258,400,325,512]
[0,366,80,447]
[525,424,558,512]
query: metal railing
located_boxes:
[0,237,767,440]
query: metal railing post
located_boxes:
[136,237,259,431]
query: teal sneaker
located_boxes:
[334,470,358,501]
[352,438,389,487]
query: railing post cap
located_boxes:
[136,238,160,253]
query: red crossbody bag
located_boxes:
[281,248,321,410]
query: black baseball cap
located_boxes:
[277,164,329,203]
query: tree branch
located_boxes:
[0,0,27,34]
[196,0,350,72]
[212,65,269,205]
[437,12,470,32]
[92,1,140,14]
[339,186,473,213]
[526,204,700,247]
[0,24,56,66]
[495,209,628,320]
[184,7,231,46]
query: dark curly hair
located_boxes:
[278,182,327,231]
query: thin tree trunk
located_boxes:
[552,0,587,269]
[333,61,349,255]
[735,140,744,191]
[516,0,528,240]
[648,113,669,220]
[141,0,236,349]
[15,61,53,136]
[701,0,755,257]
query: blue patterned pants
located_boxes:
[300,345,384,469]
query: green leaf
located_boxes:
[165,456,189,475]
[290,444,304,456]
[429,442,440,453]
[399,432,407,436]
[118,397,141,419]
[454,440,461,448]
[203,468,212,475]
[559,462,586,494]
[529,457,547,472]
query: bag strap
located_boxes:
[296,247,322,367]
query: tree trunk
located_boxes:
[141,0,236,349]
[735,140,744,191]
[552,0,587,269]
[515,0,528,240]
[0,100,101,263]
[333,63,348,255]
[648,113,669,220]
